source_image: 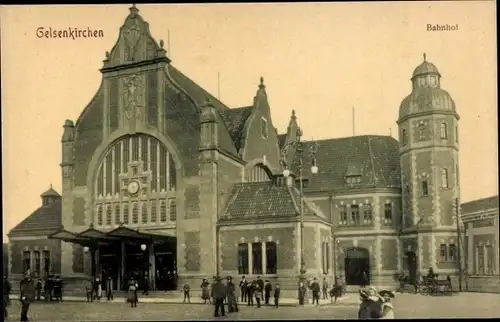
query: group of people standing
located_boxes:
[238,276,281,308]
[358,286,396,319]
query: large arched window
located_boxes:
[248,164,272,182]
[94,134,177,227]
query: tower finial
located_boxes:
[129,4,139,17]
[259,76,265,89]
[423,52,427,62]
[50,183,52,189]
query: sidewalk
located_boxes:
[8,294,355,307]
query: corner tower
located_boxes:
[397,54,460,275]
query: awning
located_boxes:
[107,226,174,243]
[48,229,94,247]
[79,227,120,241]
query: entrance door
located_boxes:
[154,240,177,291]
[344,247,370,286]
[100,244,120,291]
[406,251,417,284]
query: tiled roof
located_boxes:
[278,133,287,149]
[41,187,60,197]
[8,200,62,237]
[220,181,319,221]
[461,195,499,215]
[293,135,401,192]
[220,106,254,151]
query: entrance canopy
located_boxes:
[49,225,174,247]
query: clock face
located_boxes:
[127,180,140,195]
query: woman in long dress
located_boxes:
[127,278,138,308]
[200,279,211,304]
[378,289,396,319]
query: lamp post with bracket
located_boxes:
[280,128,319,282]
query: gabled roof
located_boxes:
[220,181,321,221]
[293,135,400,192]
[278,133,287,149]
[461,196,499,215]
[8,200,62,237]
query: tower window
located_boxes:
[401,129,407,145]
[350,204,360,225]
[455,126,459,143]
[440,244,447,261]
[384,203,392,224]
[339,205,348,224]
[260,118,268,139]
[363,204,373,224]
[418,123,426,141]
[441,168,449,188]
[440,123,448,139]
[422,180,429,196]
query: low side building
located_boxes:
[462,195,500,293]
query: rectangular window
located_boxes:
[477,246,485,275]
[448,243,456,261]
[384,203,392,224]
[440,122,448,139]
[237,243,249,275]
[340,205,347,224]
[486,245,495,275]
[326,243,330,272]
[34,251,41,275]
[23,251,31,273]
[418,123,426,141]
[350,205,360,224]
[363,204,373,224]
[266,242,277,274]
[440,244,448,261]
[422,180,428,196]
[441,169,449,188]
[260,118,268,139]
[43,250,50,274]
[252,242,263,274]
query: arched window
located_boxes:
[105,204,112,225]
[238,244,249,275]
[169,199,177,221]
[114,204,121,225]
[266,242,277,274]
[132,203,139,224]
[141,202,148,224]
[160,200,167,223]
[94,134,177,227]
[440,123,448,139]
[248,164,272,182]
[422,180,429,196]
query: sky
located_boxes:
[1,2,497,242]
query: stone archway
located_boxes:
[344,247,370,286]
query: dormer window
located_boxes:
[261,117,268,139]
[345,175,362,184]
[345,163,362,185]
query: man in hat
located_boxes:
[212,276,227,317]
[106,277,114,301]
[225,276,238,313]
[3,276,12,319]
[310,277,321,306]
[378,289,396,319]
[256,276,264,301]
[239,276,247,303]
[19,271,36,322]
[264,280,272,305]
[358,286,383,319]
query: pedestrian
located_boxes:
[183,282,191,303]
[254,284,262,308]
[264,280,272,305]
[273,283,280,308]
[361,271,369,288]
[226,276,238,313]
[200,279,211,304]
[35,278,42,301]
[93,277,100,300]
[127,278,138,308]
[379,289,396,319]
[143,275,149,296]
[19,271,35,322]
[212,276,227,317]
[52,276,62,303]
[210,276,217,304]
[322,277,328,300]
[330,276,342,303]
[247,281,255,306]
[3,276,12,320]
[297,281,306,306]
[256,276,264,301]
[85,278,93,302]
[46,275,53,302]
[239,276,247,303]
[106,277,114,301]
[310,277,320,306]
[97,278,102,301]
[358,287,383,319]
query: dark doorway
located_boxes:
[154,239,177,291]
[344,247,370,286]
[406,251,417,284]
[100,243,121,291]
[125,243,150,291]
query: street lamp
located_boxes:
[140,244,147,251]
[280,129,319,281]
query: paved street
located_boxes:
[5,292,500,320]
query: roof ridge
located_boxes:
[367,137,378,187]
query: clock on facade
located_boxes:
[127,180,141,195]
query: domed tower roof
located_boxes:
[398,53,459,122]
